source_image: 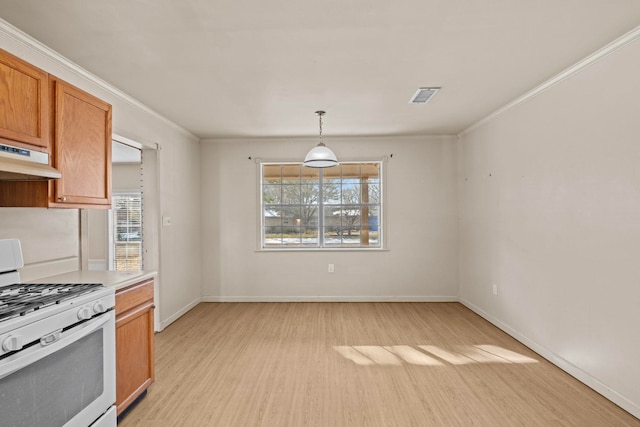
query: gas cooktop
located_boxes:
[0,283,105,321]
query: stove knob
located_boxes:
[77,306,93,320]
[93,301,106,314]
[3,335,23,352]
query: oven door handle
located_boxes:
[0,312,112,380]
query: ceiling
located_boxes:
[1,1,639,139]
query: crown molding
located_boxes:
[458,24,640,138]
[0,18,198,141]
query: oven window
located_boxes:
[0,329,104,427]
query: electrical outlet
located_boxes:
[492,283,498,295]
[328,264,335,273]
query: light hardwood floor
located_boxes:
[118,303,639,426]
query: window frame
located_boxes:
[258,159,385,251]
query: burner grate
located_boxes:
[0,283,104,321]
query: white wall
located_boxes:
[457,38,640,416]
[87,208,108,270]
[0,23,202,329]
[155,138,202,327]
[201,136,458,301]
[0,209,80,280]
[113,163,142,192]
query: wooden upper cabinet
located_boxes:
[0,48,50,150]
[49,77,112,207]
[0,52,112,209]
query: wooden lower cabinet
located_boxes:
[115,278,155,416]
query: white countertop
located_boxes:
[28,270,157,291]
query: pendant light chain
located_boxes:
[316,110,325,146]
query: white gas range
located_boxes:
[0,239,116,427]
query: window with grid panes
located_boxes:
[112,193,143,271]
[261,162,382,249]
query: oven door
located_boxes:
[0,311,116,427]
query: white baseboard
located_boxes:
[459,298,640,420]
[159,297,201,331]
[201,295,459,302]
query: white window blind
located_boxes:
[112,193,142,271]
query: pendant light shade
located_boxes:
[304,144,338,168]
[304,111,338,168]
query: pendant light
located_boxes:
[303,110,338,168]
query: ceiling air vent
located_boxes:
[409,87,441,104]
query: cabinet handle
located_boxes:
[58,196,67,202]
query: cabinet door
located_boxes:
[115,279,155,416]
[0,48,49,150]
[50,77,112,207]
[116,302,155,415]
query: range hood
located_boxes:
[0,143,61,181]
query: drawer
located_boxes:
[116,279,154,316]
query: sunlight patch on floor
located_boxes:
[333,346,377,366]
[384,345,443,366]
[353,346,403,365]
[475,345,538,363]
[419,345,476,365]
[333,344,539,366]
